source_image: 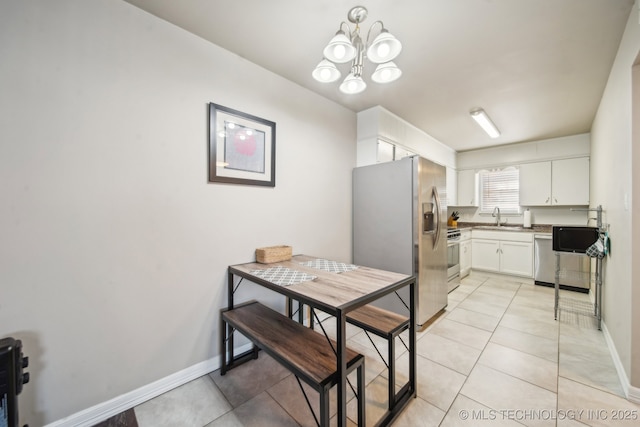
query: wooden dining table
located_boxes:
[226,254,417,427]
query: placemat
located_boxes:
[299,258,359,273]
[250,266,317,286]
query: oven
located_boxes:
[447,228,461,292]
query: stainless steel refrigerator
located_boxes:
[353,156,448,327]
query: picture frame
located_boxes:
[208,102,276,187]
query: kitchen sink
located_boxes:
[474,225,527,231]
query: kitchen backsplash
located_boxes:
[448,206,589,227]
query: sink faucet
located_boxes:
[492,207,501,226]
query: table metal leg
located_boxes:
[228,271,235,365]
[336,310,349,427]
[554,253,560,320]
[409,280,416,397]
[357,360,365,426]
[220,312,227,375]
[387,332,396,409]
[596,257,603,330]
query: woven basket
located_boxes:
[255,245,292,264]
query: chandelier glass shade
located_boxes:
[340,73,367,94]
[313,6,402,94]
[323,32,357,63]
[312,59,342,83]
[366,30,403,64]
[371,61,402,84]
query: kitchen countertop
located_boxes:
[454,222,552,233]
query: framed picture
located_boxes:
[208,103,276,187]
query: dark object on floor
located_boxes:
[1,337,30,427]
[92,409,138,427]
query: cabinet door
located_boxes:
[457,169,478,206]
[460,240,472,277]
[519,162,551,206]
[551,157,589,205]
[471,239,500,272]
[446,167,457,207]
[376,140,395,163]
[500,241,533,277]
[395,146,415,160]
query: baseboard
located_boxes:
[45,343,253,427]
[629,384,640,404]
[601,321,637,401]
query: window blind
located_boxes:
[478,167,520,214]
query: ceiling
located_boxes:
[123,0,634,152]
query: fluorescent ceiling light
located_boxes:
[470,108,500,138]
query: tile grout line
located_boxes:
[555,292,562,427]
[475,279,566,401]
[436,274,532,426]
[447,276,574,423]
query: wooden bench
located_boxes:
[220,301,365,427]
[346,305,410,411]
[301,301,410,414]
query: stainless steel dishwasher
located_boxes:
[534,234,591,293]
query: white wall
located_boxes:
[0,0,356,424]
[453,134,591,226]
[590,0,639,395]
[632,57,640,396]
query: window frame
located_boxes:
[477,167,521,215]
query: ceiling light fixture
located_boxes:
[312,6,402,94]
[470,108,500,138]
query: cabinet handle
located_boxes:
[554,198,558,204]
[545,197,550,204]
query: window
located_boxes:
[478,167,520,214]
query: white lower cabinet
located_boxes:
[499,241,533,277]
[471,230,533,277]
[459,230,472,278]
[471,239,500,272]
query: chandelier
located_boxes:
[312,6,402,94]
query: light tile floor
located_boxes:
[129,273,639,426]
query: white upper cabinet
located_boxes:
[519,157,589,206]
[395,146,416,160]
[446,167,457,207]
[376,140,395,163]
[552,157,590,205]
[357,107,456,168]
[457,169,478,206]
[519,162,552,205]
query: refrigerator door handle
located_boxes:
[432,185,441,251]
